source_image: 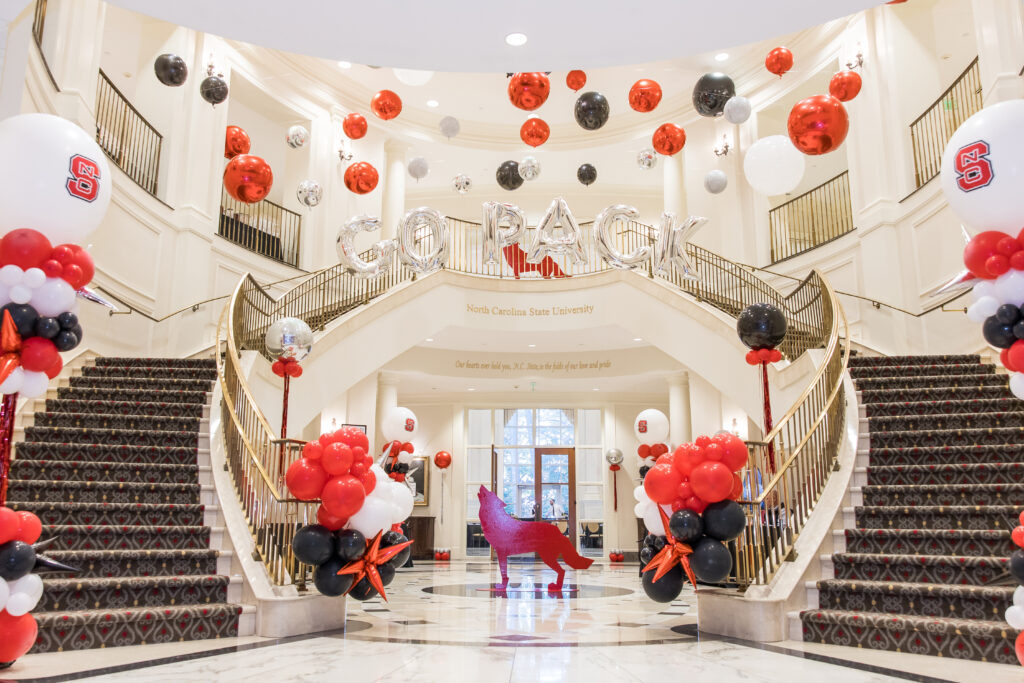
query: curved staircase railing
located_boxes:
[216,218,848,588]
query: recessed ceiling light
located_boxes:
[505,32,528,47]
[714,52,730,62]
[424,338,434,342]
[468,387,476,392]
[528,344,536,348]
[337,61,352,69]
[592,388,600,392]
[633,337,643,342]
[426,100,439,108]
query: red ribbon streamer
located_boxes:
[0,392,19,505]
[760,360,776,474]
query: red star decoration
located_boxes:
[336,530,413,601]
[641,506,697,589]
[0,310,23,387]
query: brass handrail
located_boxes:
[769,171,854,263]
[910,57,982,188]
[219,189,303,268]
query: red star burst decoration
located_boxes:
[0,310,23,385]
[641,506,697,589]
[336,530,413,601]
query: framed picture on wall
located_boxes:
[342,424,367,434]
[409,455,429,506]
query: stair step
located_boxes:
[32,412,203,432]
[43,398,206,418]
[815,579,1013,621]
[799,609,1019,664]
[864,397,1021,417]
[848,354,981,368]
[842,528,1014,557]
[57,386,209,405]
[860,483,1024,507]
[853,504,1019,530]
[866,462,1023,487]
[39,549,225,579]
[854,374,1006,391]
[38,524,212,551]
[39,574,231,612]
[25,426,199,448]
[16,442,200,465]
[13,502,204,527]
[868,411,1024,432]
[69,376,213,391]
[859,385,1013,404]
[10,459,199,484]
[865,444,1024,467]
[95,357,216,369]
[832,552,1009,585]
[869,426,1024,449]
[83,365,216,381]
[6,479,201,505]
[850,364,993,380]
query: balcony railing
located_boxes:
[31,0,46,46]
[95,69,163,196]
[910,57,982,188]
[219,189,302,268]
[769,171,854,263]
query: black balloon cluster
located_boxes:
[639,500,746,603]
[384,460,411,476]
[292,524,411,601]
[2,303,82,352]
[982,304,1024,349]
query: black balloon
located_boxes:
[574,91,610,130]
[313,556,354,597]
[1011,549,1024,584]
[377,562,396,586]
[382,531,412,568]
[668,510,703,544]
[702,501,746,542]
[642,533,658,548]
[154,53,188,87]
[1014,321,1024,340]
[0,304,38,340]
[982,315,1016,349]
[70,324,83,343]
[648,534,667,551]
[996,304,1021,325]
[641,563,684,602]
[54,330,80,352]
[692,72,736,117]
[639,545,656,565]
[0,541,35,581]
[639,465,651,479]
[496,160,524,191]
[57,312,78,329]
[200,76,229,106]
[335,529,366,561]
[737,303,787,350]
[34,317,60,340]
[292,524,335,566]
[348,576,379,601]
[576,163,597,186]
[690,537,732,583]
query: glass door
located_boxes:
[534,447,576,547]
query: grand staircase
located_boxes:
[799,354,1021,664]
[6,357,250,652]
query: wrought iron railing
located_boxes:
[95,69,163,196]
[217,218,846,586]
[910,57,982,188]
[219,189,302,268]
[31,0,47,46]
[769,171,854,263]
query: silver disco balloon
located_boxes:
[605,448,624,466]
[704,170,728,194]
[723,96,752,125]
[452,174,472,194]
[296,179,323,208]
[439,116,460,139]
[286,125,309,148]
[519,156,541,181]
[408,156,429,181]
[637,148,657,170]
[265,317,313,362]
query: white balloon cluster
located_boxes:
[0,267,75,315]
[633,484,670,535]
[1005,585,1024,630]
[346,464,415,537]
[966,278,1024,399]
[0,573,43,617]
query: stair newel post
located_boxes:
[760,361,775,474]
[0,392,16,505]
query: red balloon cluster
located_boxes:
[765,47,794,77]
[964,230,1024,279]
[1,229,94,290]
[0,506,43,663]
[433,549,451,561]
[787,95,849,155]
[637,443,669,459]
[382,440,414,481]
[344,161,379,194]
[643,433,748,515]
[829,70,862,102]
[224,125,251,159]
[745,348,783,365]
[566,70,587,91]
[608,551,625,562]
[520,118,550,147]
[285,426,375,530]
[223,154,273,203]
[371,90,402,120]
[434,450,452,469]
[508,72,551,111]
[652,123,686,156]
[0,506,42,545]
[1012,509,1024,551]
[271,356,303,378]
[628,79,663,113]
[343,112,368,139]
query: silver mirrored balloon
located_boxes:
[637,148,657,170]
[439,116,460,139]
[594,204,651,270]
[703,170,728,194]
[265,317,313,362]
[336,215,397,278]
[286,125,309,149]
[723,96,751,125]
[526,197,585,265]
[397,207,449,274]
[408,157,429,181]
[296,179,323,208]
[482,201,525,264]
[605,448,624,466]
[519,156,541,181]
[452,174,472,194]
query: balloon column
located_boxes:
[1006,510,1024,665]
[434,450,452,524]
[634,409,670,478]
[737,303,787,470]
[265,317,313,439]
[380,406,419,482]
[605,448,624,510]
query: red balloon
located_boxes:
[705,443,723,461]
[319,431,340,449]
[987,254,1011,276]
[637,444,651,458]
[434,450,452,469]
[344,161,379,194]
[828,71,862,102]
[675,443,707,478]
[656,453,674,467]
[402,442,415,453]
[0,229,52,270]
[224,125,251,159]
[371,90,402,120]
[644,463,683,504]
[20,337,59,373]
[55,245,94,289]
[716,434,749,472]
[343,112,368,139]
[566,70,587,91]
[321,474,366,518]
[1016,631,1024,667]
[350,460,367,478]
[316,504,347,531]
[508,72,551,111]
[690,461,734,503]
[361,470,377,495]
[770,349,783,363]
[223,154,274,203]
[0,507,18,544]
[650,443,669,457]
[322,442,354,475]
[0,611,37,663]
[15,510,41,544]
[285,457,328,501]
[652,123,686,156]
[628,79,663,113]
[520,118,550,147]
[1001,348,1016,372]
[51,245,74,264]
[45,354,63,380]
[1012,525,1024,548]
[286,363,303,378]
[1009,340,1024,372]
[303,441,324,460]
[765,47,794,76]
[271,360,285,377]
[684,495,707,514]
[695,435,711,448]
[787,95,849,155]
[729,474,743,501]
[676,480,693,500]
[997,236,1021,256]
[1020,510,1024,526]
[745,350,760,365]
[965,231,1013,279]
[42,259,63,278]
[757,348,774,362]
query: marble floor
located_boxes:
[8,561,1022,683]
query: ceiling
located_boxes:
[107,0,879,73]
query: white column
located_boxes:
[662,150,687,217]
[374,371,400,452]
[972,0,1024,104]
[381,139,407,240]
[667,372,692,447]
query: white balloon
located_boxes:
[9,285,30,305]
[723,96,751,125]
[391,482,414,521]
[23,268,45,289]
[994,271,1024,305]
[941,100,1024,230]
[634,408,669,443]
[408,157,429,181]
[20,370,50,398]
[381,406,418,441]
[0,266,22,287]
[0,366,24,395]
[973,295,1002,317]
[370,463,389,485]
[633,485,645,502]
[8,574,42,613]
[0,283,9,308]
[1010,372,1024,400]
[30,277,76,317]
[4,591,33,617]
[0,577,8,611]
[396,450,414,465]
[438,116,460,139]
[704,169,728,194]
[972,281,996,301]
[346,496,393,538]
[966,301,988,323]
[743,135,805,196]
[641,502,672,535]
[1005,604,1024,630]
[633,501,645,519]
[1014,585,1024,607]
[643,456,657,467]
[0,113,112,243]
